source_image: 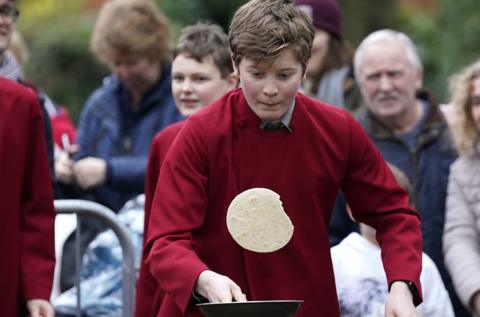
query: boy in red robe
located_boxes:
[134,23,237,317]
[144,1,423,316]
[0,78,55,317]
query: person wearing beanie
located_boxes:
[295,0,362,112]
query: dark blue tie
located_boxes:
[262,122,286,130]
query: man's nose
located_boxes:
[379,75,393,90]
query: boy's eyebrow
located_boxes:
[245,64,298,72]
[245,64,262,70]
[278,67,299,72]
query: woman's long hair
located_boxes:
[450,59,480,156]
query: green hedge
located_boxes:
[24,13,108,123]
[18,0,480,123]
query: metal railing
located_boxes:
[54,199,136,317]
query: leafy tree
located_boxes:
[437,0,480,100]
[339,0,401,46]
[156,0,245,36]
[15,0,480,122]
[23,14,108,122]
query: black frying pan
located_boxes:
[197,300,303,317]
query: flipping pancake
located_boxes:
[226,188,294,253]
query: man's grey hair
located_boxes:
[353,29,422,83]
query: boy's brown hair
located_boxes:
[228,0,315,68]
[173,23,233,78]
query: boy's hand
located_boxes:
[195,270,247,303]
[385,281,419,317]
[26,299,54,317]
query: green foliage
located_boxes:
[339,0,401,46]
[437,0,480,100]
[200,0,246,30]
[23,13,108,123]
[156,0,245,38]
[15,0,480,121]
[157,0,209,38]
[397,9,441,98]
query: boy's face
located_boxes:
[237,48,304,123]
[172,54,235,117]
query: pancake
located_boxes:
[226,188,294,253]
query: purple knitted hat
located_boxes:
[295,0,343,39]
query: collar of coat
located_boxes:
[357,90,448,147]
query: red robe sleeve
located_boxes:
[136,122,185,317]
[341,115,423,304]
[145,119,209,313]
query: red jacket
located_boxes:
[145,88,422,317]
[135,121,185,317]
[0,78,55,316]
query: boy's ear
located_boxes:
[302,61,309,81]
[227,71,240,89]
[231,54,238,72]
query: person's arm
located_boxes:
[145,119,244,312]
[341,115,423,305]
[145,119,210,312]
[144,137,162,230]
[134,134,167,317]
[72,154,148,192]
[443,166,480,312]
[20,93,56,304]
[105,156,147,191]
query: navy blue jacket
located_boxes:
[73,65,183,211]
[356,92,457,269]
[330,91,468,316]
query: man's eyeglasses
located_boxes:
[0,5,20,23]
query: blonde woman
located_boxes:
[55,0,183,293]
[443,59,480,316]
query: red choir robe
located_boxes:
[145,88,423,317]
[135,121,185,317]
[0,78,55,316]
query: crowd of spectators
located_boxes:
[2,0,480,316]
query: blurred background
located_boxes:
[15,0,480,122]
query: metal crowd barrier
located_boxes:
[54,199,136,317]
